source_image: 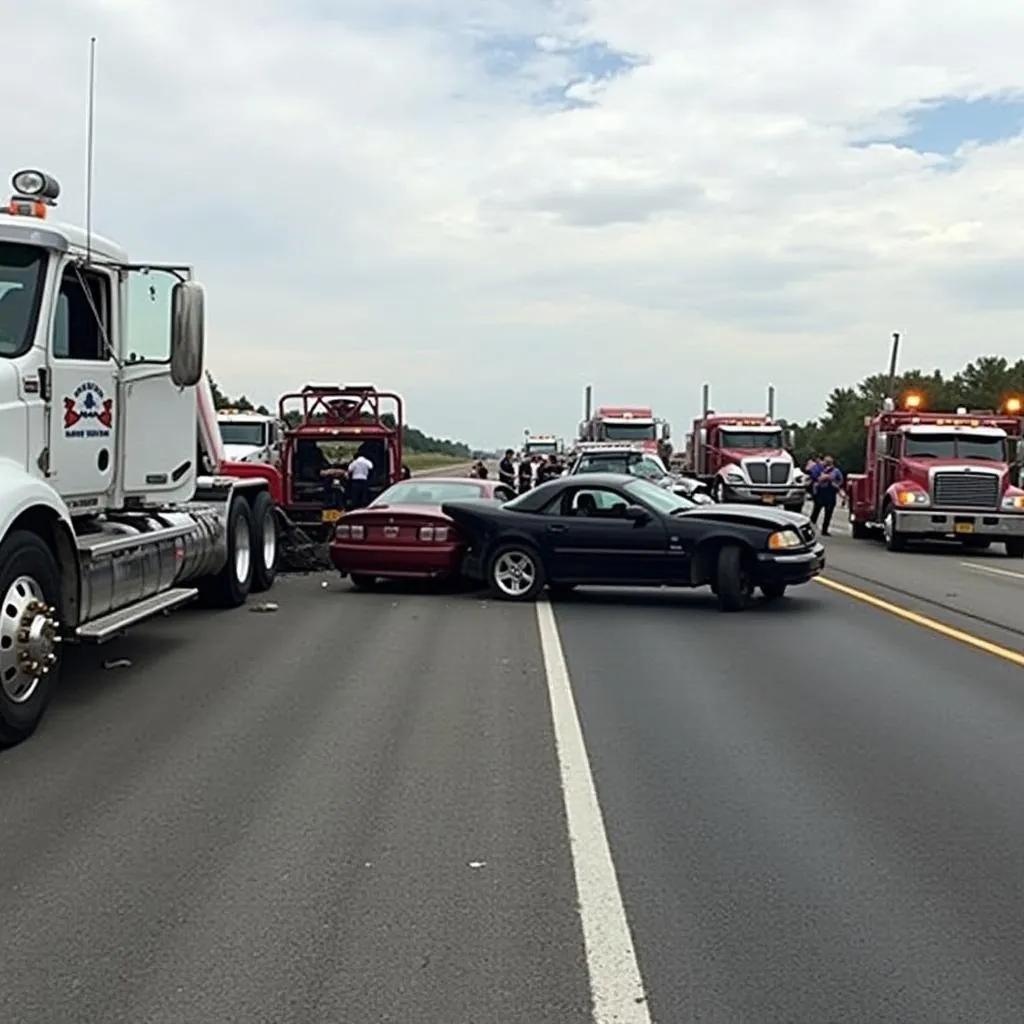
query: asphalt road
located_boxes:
[4,536,1024,1021]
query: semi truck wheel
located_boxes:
[0,530,62,749]
[1006,539,1024,558]
[715,544,753,611]
[250,491,278,593]
[882,508,906,551]
[199,495,255,608]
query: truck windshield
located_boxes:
[904,434,1005,461]
[219,422,267,447]
[603,421,656,441]
[526,442,558,455]
[0,242,47,357]
[719,429,783,450]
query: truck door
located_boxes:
[119,266,197,506]
[47,262,118,500]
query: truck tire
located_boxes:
[487,542,547,602]
[250,491,278,593]
[0,530,62,749]
[851,520,871,539]
[882,507,906,552]
[199,495,255,608]
[716,544,753,611]
[1006,539,1024,559]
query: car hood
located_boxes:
[679,503,807,528]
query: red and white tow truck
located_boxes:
[847,393,1024,554]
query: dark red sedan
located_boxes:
[329,476,517,588]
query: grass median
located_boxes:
[403,453,472,472]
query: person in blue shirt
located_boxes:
[810,455,842,535]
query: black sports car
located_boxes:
[441,472,824,611]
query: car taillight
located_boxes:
[418,526,450,542]
[335,524,364,539]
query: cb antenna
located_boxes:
[84,35,97,262]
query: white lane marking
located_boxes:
[960,561,1024,581]
[535,598,654,1024]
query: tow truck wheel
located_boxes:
[250,491,278,593]
[0,530,62,749]
[199,495,255,608]
[1006,540,1024,559]
[716,544,753,612]
[882,508,906,552]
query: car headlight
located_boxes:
[1002,494,1024,509]
[768,529,803,550]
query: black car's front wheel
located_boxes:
[487,543,547,601]
[716,544,754,611]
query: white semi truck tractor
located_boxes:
[0,167,279,748]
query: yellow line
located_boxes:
[815,576,1024,668]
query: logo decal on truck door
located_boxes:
[63,381,114,437]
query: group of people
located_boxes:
[491,450,567,494]
[804,454,844,535]
[294,439,411,511]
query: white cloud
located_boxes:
[4,0,1024,445]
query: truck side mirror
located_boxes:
[663,424,671,440]
[877,431,889,455]
[170,280,205,387]
[785,429,795,448]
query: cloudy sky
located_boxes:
[6,0,1024,447]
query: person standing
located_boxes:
[517,456,533,494]
[810,455,842,535]
[348,451,374,508]
[498,449,516,487]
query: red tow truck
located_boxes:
[688,412,804,511]
[847,393,1024,554]
[578,405,671,461]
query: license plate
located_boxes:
[954,522,974,534]
[321,509,343,523]
[382,526,399,538]
[761,495,775,504]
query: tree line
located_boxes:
[207,374,471,457]
[785,356,1024,473]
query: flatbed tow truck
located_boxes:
[0,166,280,746]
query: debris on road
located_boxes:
[102,658,132,670]
[249,602,279,613]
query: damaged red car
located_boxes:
[330,476,517,589]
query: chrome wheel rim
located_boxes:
[261,508,277,572]
[493,551,536,596]
[234,515,252,584]
[0,575,59,703]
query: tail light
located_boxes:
[418,526,450,542]
[335,524,364,539]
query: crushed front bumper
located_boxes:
[893,509,1024,538]
[755,542,826,586]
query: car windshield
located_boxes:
[719,429,784,449]
[219,422,267,446]
[622,477,696,513]
[602,421,657,441]
[576,455,664,480]
[372,480,486,505]
[0,242,47,357]
[904,433,1005,461]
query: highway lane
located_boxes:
[820,510,1024,645]
[553,582,1024,1023]
[5,558,1024,1022]
[0,573,589,1024]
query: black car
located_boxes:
[441,472,824,611]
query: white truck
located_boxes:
[217,408,285,464]
[0,167,279,747]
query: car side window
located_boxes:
[560,487,630,519]
[494,485,515,502]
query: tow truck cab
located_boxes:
[847,394,1024,554]
[689,413,804,511]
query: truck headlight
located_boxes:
[724,471,744,484]
[1002,494,1024,509]
[895,490,928,506]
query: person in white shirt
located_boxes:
[347,453,374,508]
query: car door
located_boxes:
[540,484,670,583]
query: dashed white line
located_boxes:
[960,561,1024,581]
[535,598,654,1024]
